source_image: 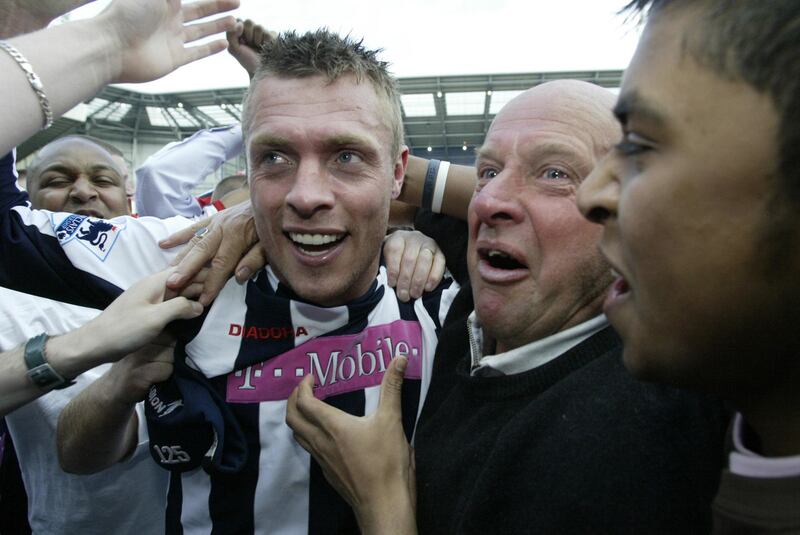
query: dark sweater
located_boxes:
[414,285,729,534]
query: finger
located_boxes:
[226,20,243,48]
[252,24,265,47]
[409,247,436,299]
[153,296,204,325]
[180,38,230,67]
[286,377,316,434]
[294,376,341,428]
[159,217,212,249]
[396,241,422,302]
[182,0,240,23]
[177,281,205,300]
[377,356,407,419]
[167,227,222,289]
[234,245,267,283]
[183,13,238,43]
[197,254,242,307]
[382,234,405,289]
[425,250,447,292]
[242,19,256,43]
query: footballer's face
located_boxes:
[246,74,407,306]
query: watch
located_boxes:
[24,333,75,390]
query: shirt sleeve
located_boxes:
[0,203,192,310]
[134,125,243,219]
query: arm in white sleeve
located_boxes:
[135,124,243,219]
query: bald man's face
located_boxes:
[27,139,129,218]
[467,84,616,352]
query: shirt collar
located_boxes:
[468,313,609,376]
[728,413,800,478]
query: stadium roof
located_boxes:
[18,69,623,165]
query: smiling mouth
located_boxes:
[74,209,105,219]
[287,232,346,256]
[480,249,526,270]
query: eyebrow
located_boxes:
[248,133,381,156]
[476,142,584,163]
[613,91,668,128]
[39,163,120,175]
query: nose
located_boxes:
[576,153,618,224]
[68,176,98,204]
[469,169,524,227]
[285,160,335,218]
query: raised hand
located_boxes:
[286,357,418,535]
[228,18,276,78]
[102,0,240,83]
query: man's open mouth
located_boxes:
[480,249,526,270]
[287,232,346,256]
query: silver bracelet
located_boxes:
[0,40,53,130]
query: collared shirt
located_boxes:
[728,413,800,478]
[468,313,609,376]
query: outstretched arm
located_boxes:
[135,124,244,219]
[0,0,239,156]
[57,341,174,474]
[286,357,418,535]
[0,268,202,418]
[396,155,477,222]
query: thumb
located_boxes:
[153,296,204,325]
[377,356,407,418]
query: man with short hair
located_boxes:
[12,29,457,534]
[577,1,800,531]
[25,135,131,218]
[286,79,728,534]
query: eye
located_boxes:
[542,168,570,180]
[263,152,288,165]
[93,175,118,186]
[614,132,653,156]
[41,175,70,188]
[336,151,362,164]
[478,167,498,180]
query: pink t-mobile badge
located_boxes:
[226,320,422,402]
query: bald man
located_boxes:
[287,80,728,534]
[25,136,130,218]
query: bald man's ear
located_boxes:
[392,145,409,199]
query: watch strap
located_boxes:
[24,333,75,390]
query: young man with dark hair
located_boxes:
[577,1,800,531]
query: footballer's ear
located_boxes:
[392,145,409,199]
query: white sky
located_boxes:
[62,0,642,94]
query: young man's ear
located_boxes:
[392,145,409,200]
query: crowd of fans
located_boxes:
[0,0,798,534]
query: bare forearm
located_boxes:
[1,17,120,155]
[0,330,107,418]
[57,372,139,474]
[399,155,476,221]
[356,493,417,535]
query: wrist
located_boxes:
[44,331,96,380]
[89,12,125,83]
[355,488,416,535]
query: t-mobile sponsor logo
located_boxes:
[226,320,423,403]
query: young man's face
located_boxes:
[246,74,406,306]
[577,7,800,397]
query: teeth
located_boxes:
[487,250,511,259]
[289,233,343,246]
